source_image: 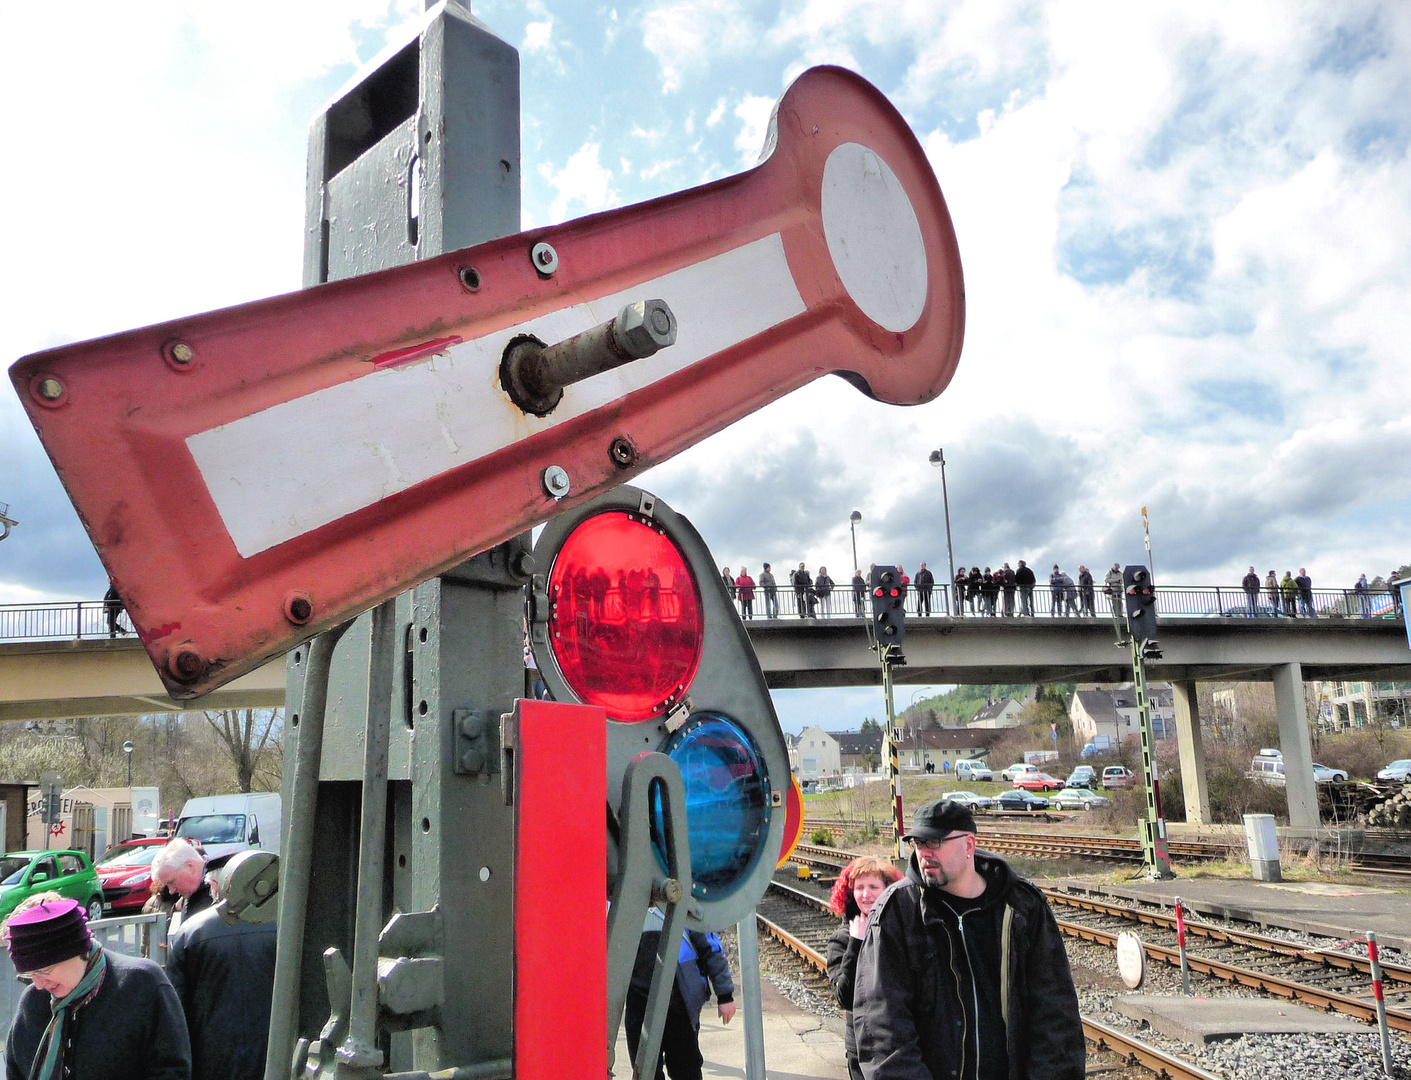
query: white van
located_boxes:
[955,760,993,782]
[175,793,282,860]
[1249,749,1286,786]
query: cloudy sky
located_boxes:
[2,1,1408,731]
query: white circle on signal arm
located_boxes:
[1116,931,1146,989]
[821,142,928,333]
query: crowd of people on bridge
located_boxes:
[720,561,1404,621]
[718,560,1125,620]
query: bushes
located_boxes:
[811,826,835,846]
[1315,729,1411,781]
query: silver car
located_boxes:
[942,790,994,810]
[1052,788,1112,810]
[1377,759,1411,782]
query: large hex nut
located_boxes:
[613,299,677,358]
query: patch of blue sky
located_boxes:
[1345,117,1411,163]
[1311,346,1367,383]
[1056,213,1213,302]
[1191,378,1285,426]
[1308,17,1386,76]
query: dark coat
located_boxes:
[630,927,734,1029]
[167,907,277,1080]
[6,948,191,1080]
[827,928,863,1057]
[913,569,935,591]
[852,853,1084,1080]
[1013,566,1035,587]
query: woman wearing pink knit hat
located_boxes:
[3,895,189,1080]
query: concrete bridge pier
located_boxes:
[1273,662,1319,833]
[1171,681,1210,824]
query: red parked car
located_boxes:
[94,837,166,913]
[1012,773,1065,792]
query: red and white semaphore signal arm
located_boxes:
[11,66,965,699]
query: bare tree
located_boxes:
[203,709,283,793]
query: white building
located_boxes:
[1069,684,1175,747]
[789,726,842,778]
[967,698,1024,729]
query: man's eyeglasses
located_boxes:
[16,963,60,985]
[910,834,970,853]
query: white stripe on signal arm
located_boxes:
[187,233,807,558]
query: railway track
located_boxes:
[1044,889,1411,1032]
[803,819,1411,877]
[755,880,1222,1080]
[789,839,1411,1028]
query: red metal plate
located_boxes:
[513,698,607,1078]
[10,65,964,698]
[776,773,805,868]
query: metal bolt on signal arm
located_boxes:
[500,299,678,416]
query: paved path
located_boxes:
[613,979,849,1080]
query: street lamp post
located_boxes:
[848,510,862,574]
[927,450,957,614]
[123,740,134,787]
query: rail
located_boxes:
[733,580,1401,622]
[1,582,1401,642]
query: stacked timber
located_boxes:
[1366,783,1411,829]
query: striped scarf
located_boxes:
[27,947,107,1080]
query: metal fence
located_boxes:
[0,584,1400,644]
[729,583,1403,623]
[0,911,168,1046]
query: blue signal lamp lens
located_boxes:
[650,714,771,900]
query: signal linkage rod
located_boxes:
[500,299,678,415]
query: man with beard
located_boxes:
[852,801,1083,1080]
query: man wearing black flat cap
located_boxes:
[852,800,1083,1080]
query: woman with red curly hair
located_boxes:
[826,856,902,1080]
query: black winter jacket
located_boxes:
[852,852,1084,1080]
[826,928,863,1057]
[167,906,277,1080]
[6,948,190,1080]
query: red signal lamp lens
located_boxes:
[546,510,703,722]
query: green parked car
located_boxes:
[0,850,106,923]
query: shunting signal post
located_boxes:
[10,3,967,1078]
[871,567,907,860]
[1123,565,1174,879]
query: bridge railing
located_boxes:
[731,583,1402,623]
[0,600,130,641]
[0,584,1400,643]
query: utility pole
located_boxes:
[928,450,956,615]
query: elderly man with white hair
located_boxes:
[146,839,213,931]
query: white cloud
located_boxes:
[706,96,728,127]
[538,141,620,222]
[733,94,775,163]
[640,159,681,180]
[641,0,758,92]
[524,18,553,51]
